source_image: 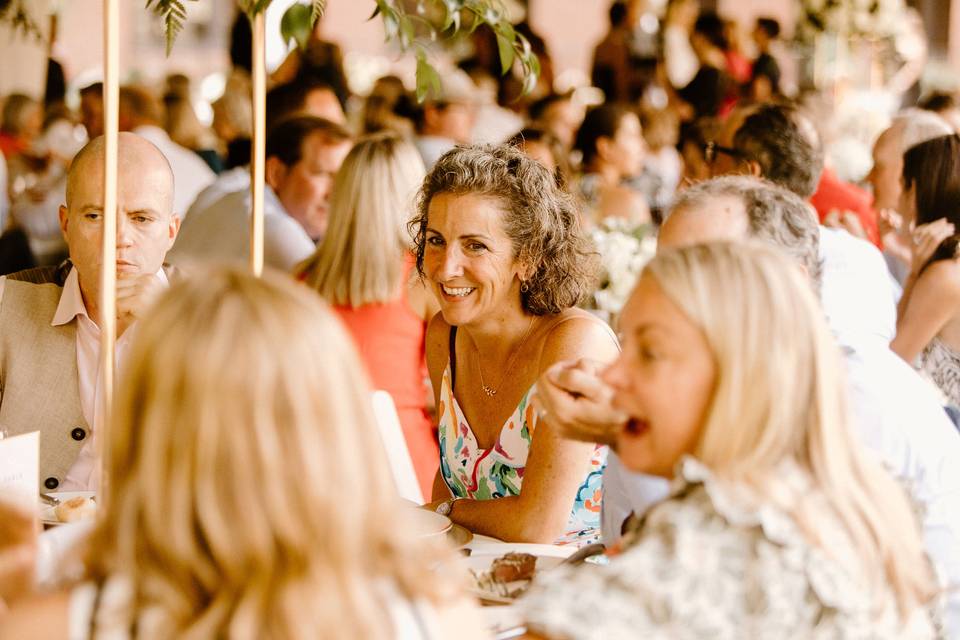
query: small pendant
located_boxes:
[482,385,497,397]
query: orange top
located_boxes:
[332,265,438,497]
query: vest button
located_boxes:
[71,427,86,441]
[44,477,59,490]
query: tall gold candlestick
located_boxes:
[97,0,120,500]
[250,11,266,277]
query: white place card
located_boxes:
[0,430,39,503]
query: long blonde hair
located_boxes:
[644,242,936,617]
[300,132,425,306]
[86,267,452,638]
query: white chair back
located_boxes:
[370,390,424,504]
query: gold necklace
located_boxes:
[475,318,536,397]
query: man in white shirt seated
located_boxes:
[168,116,351,272]
[0,132,181,492]
[539,176,960,636]
[183,78,348,220]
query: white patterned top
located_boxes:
[522,457,940,640]
[921,337,960,409]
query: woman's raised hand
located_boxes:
[911,218,956,275]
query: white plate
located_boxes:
[39,492,96,526]
[409,508,452,538]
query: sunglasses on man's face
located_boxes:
[702,141,746,164]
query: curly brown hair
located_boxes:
[409,144,598,315]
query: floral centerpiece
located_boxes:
[586,219,657,321]
[796,0,906,45]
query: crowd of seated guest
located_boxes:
[3,1,960,637]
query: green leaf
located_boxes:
[441,4,454,31]
[311,0,326,24]
[399,14,415,49]
[516,31,531,57]
[247,0,272,18]
[415,50,441,102]
[496,31,514,75]
[381,8,399,42]
[521,64,538,95]
[280,2,313,50]
[145,0,195,56]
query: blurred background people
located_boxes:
[413,71,479,170]
[574,104,650,224]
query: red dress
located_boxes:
[810,167,882,249]
[332,273,438,497]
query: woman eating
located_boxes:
[411,144,619,545]
[522,242,938,637]
[890,133,960,406]
[0,268,485,639]
[299,132,439,496]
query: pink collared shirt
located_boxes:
[52,267,168,491]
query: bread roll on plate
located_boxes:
[54,496,96,523]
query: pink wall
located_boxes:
[529,0,609,83]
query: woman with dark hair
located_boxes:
[574,104,650,225]
[411,144,619,545]
[891,134,960,404]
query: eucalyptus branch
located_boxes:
[369,0,540,101]
[0,0,540,105]
[144,0,197,56]
[0,0,44,42]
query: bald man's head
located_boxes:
[660,193,749,247]
[66,132,175,213]
[868,110,953,213]
[60,132,180,297]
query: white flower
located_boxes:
[587,221,658,316]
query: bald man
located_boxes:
[0,132,181,492]
[867,109,954,284]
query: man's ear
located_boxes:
[265,156,287,191]
[746,160,763,178]
[167,214,182,246]
[58,205,69,238]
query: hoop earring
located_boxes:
[520,281,530,293]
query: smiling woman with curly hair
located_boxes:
[410,144,619,545]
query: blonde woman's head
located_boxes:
[604,241,935,618]
[603,241,833,479]
[88,267,448,638]
[163,93,208,151]
[301,132,425,306]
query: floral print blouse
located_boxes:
[522,457,940,639]
[437,365,606,546]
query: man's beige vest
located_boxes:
[0,268,88,491]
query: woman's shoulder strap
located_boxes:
[448,325,458,386]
